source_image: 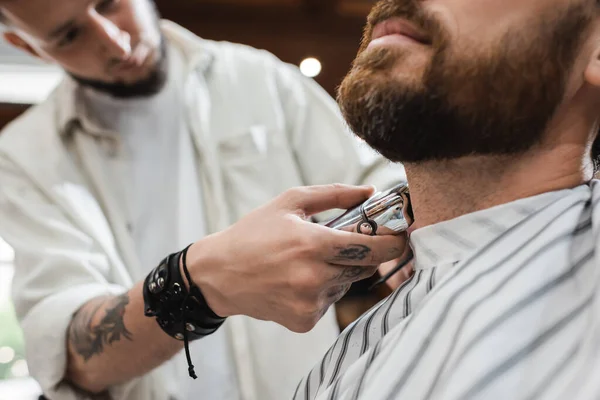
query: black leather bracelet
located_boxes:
[143,244,226,378]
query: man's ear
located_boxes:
[3,31,42,59]
[585,44,600,88]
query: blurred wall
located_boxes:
[156,0,368,96]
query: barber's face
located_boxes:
[2,0,165,98]
[338,0,599,163]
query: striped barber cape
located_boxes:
[294,182,600,400]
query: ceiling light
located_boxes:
[299,58,322,78]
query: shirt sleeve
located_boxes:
[0,155,128,399]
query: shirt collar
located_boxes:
[409,186,584,270]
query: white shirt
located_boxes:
[296,183,600,400]
[81,46,240,400]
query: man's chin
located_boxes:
[71,66,168,99]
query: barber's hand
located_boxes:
[187,184,407,333]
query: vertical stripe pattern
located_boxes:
[293,184,600,400]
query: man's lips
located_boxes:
[371,17,431,45]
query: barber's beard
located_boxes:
[70,36,168,99]
[338,0,593,163]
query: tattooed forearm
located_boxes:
[69,294,133,362]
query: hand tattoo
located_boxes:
[69,294,133,362]
[388,247,404,256]
[327,284,351,300]
[331,244,372,262]
[341,266,365,279]
[329,265,371,285]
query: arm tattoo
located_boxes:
[331,244,372,262]
[69,294,133,362]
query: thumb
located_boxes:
[292,184,376,216]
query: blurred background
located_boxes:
[0,0,374,127]
[0,1,385,398]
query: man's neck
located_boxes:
[404,145,592,230]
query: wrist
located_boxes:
[143,245,227,380]
[186,234,234,318]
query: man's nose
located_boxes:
[90,12,131,60]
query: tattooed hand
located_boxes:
[186,184,407,333]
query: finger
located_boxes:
[285,184,376,216]
[322,230,408,266]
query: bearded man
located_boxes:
[295,0,600,399]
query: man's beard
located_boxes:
[70,37,168,99]
[338,0,593,163]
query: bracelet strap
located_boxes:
[179,244,226,379]
[143,244,226,379]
